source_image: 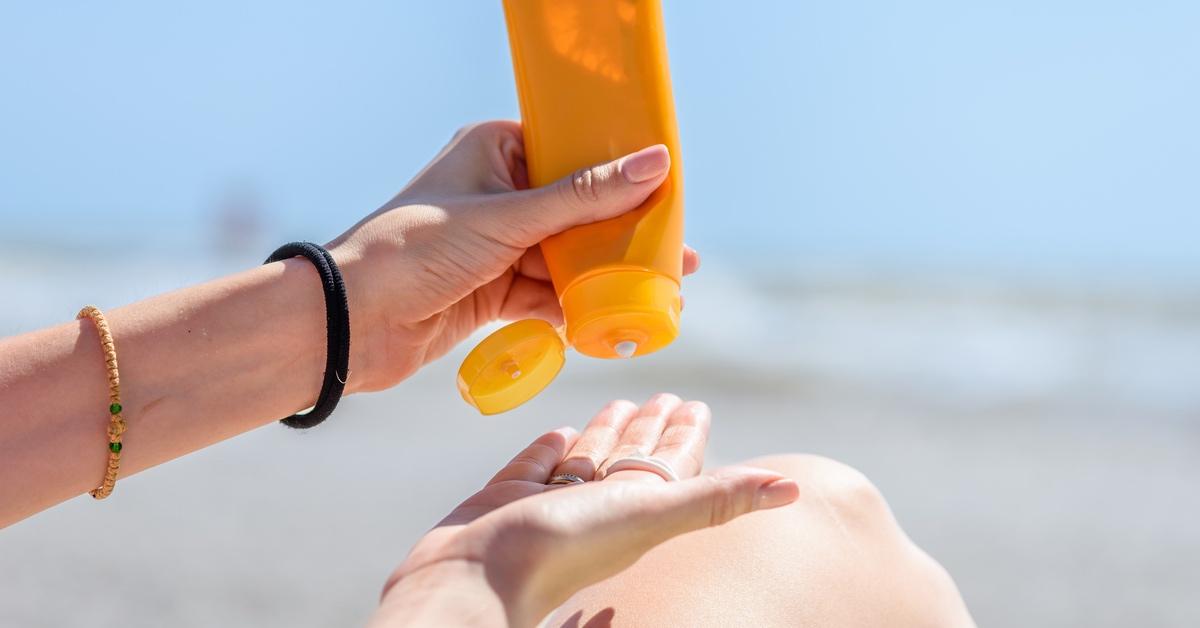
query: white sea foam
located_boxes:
[675,260,1200,412]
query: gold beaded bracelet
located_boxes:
[77,305,126,499]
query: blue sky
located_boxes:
[1,1,1197,282]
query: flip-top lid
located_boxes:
[457,319,566,415]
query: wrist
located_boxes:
[325,243,383,395]
[373,559,510,628]
[327,238,433,394]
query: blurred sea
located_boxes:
[2,242,1199,627]
[5,241,1198,413]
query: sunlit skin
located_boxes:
[371,395,801,627]
[328,120,700,392]
[0,121,972,627]
[0,121,696,527]
[372,394,975,628]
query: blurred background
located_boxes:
[2,1,1198,626]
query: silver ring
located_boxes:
[548,473,586,486]
[602,454,680,482]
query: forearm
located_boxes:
[0,257,360,526]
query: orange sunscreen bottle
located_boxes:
[457,0,684,414]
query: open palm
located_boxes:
[377,395,799,627]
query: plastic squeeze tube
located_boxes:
[457,0,684,414]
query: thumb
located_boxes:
[488,144,672,247]
[634,465,800,542]
[511,466,798,624]
[540,467,798,592]
[573,466,799,560]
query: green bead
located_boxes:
[109,442,122,454]
[109,402,122,415]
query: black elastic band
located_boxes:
[263,242,350,429]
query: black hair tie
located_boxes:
[263,242,351,429]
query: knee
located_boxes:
[744,453,895,531]
[742,454,974,626]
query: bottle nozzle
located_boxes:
[614,340,638,359]
[502,359,522,379]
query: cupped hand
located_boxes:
[327,121,700,393]
[370,395,800,627]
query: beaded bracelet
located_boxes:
[77,305,126,499]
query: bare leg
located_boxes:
[547,454,975,627]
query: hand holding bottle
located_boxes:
[327,121,698,394]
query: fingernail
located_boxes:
[620,144,670,183]
[755,478,800,510]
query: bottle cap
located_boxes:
[457,319,566,415]
[560,270,681,359]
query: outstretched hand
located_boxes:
[327,121,700,393]
[370,395,800,627]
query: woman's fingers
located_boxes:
[495,274,563,325]
[682,245,701,275]
[645,401,711,480]
[486,427,578,486]
[397,120,526,199]
[515,247,552,280]
[517,244,699,283]
[550,400,640,482]
[483,145,671,248]
[600,394,682,478]
[628,466,800,540]
[493,395,704,487]
[512,466,800,620]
